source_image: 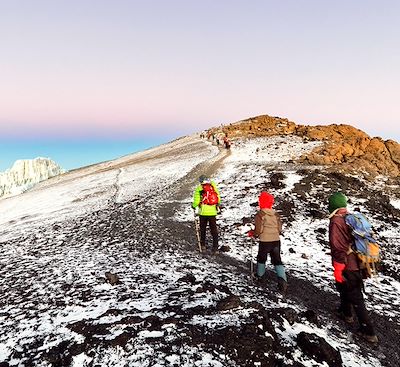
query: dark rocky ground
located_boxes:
[1,141,399,366]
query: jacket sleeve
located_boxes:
[276,213,283,234]
[329,220,351,264]
[192,185,202,208]
[254,212,264,237]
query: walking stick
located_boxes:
[194,209,202,253]
[249,237,254,282]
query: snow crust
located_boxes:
[0,134,398,366]
[0,136,218,241]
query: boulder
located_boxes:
[105,272,120,285]
[297,331,342,367]
[216,295,243,311]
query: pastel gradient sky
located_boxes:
[1,0,399,168]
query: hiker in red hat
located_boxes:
[248,191,287,294]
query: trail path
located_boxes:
[0,136,398,366]
[159,137,400,366]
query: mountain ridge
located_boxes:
[207,114,400,177]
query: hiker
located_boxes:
[223,135,231,149]
[192,175,221,254]
[248,191,287,293]
[328,192,378,344]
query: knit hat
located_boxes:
[259,191,274,209]
[199,175,210,184]
[328,192,347,213]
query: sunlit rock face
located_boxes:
[208,114,400,177]
[0,157,65,198]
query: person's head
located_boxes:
[199,175,210,184]
[259,191,274,209]
[328,192,347,213]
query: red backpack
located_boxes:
[201,183,219,205]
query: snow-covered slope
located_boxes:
[0,136,219,240]
[0,157,65,199]
[0,134,399,366]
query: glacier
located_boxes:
[0,157,65,199]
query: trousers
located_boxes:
[257,241,283,265]
[336,270,375,336]
[199,216,218,249]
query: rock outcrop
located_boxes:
[0,157,65,198]
[208,115,400,177]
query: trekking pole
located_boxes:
[194,209,202,253]
[250,237,255,282]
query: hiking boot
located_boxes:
[200,245,206,252]
[360,333,379,344]
[344,316,354,324]
[252,273,264,283]
[335,309,354,324]
[211,247,220,255]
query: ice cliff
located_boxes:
[0,157,65,198]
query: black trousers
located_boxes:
[199,216,218,249]
[257,241,283,265]
[336,270,375,336]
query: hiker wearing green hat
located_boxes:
[328,192,378,344]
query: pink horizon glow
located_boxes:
[1,1,399,142]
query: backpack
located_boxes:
[201,183,219,205]
[345,212,380,277]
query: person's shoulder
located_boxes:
[333,210,348,220]
[330,214,347,228]
[262,208,276,215]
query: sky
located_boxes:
[0,138,172,171]
[1,0,399,170]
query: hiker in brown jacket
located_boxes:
[249,191,287,293]
[328,192,378,344]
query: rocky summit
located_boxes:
[208,114,400,177]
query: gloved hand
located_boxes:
[247,230,254,238]
[333,262,346,283]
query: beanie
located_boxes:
[328,192,347,213]
[199,175,210,184]
[259,191,274,209]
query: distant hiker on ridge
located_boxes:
[192,175,221,254]
[248,191,288,294]
[328,192,378,344]
[223,135,231,149]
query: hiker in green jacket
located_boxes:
[192,175,221,254]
